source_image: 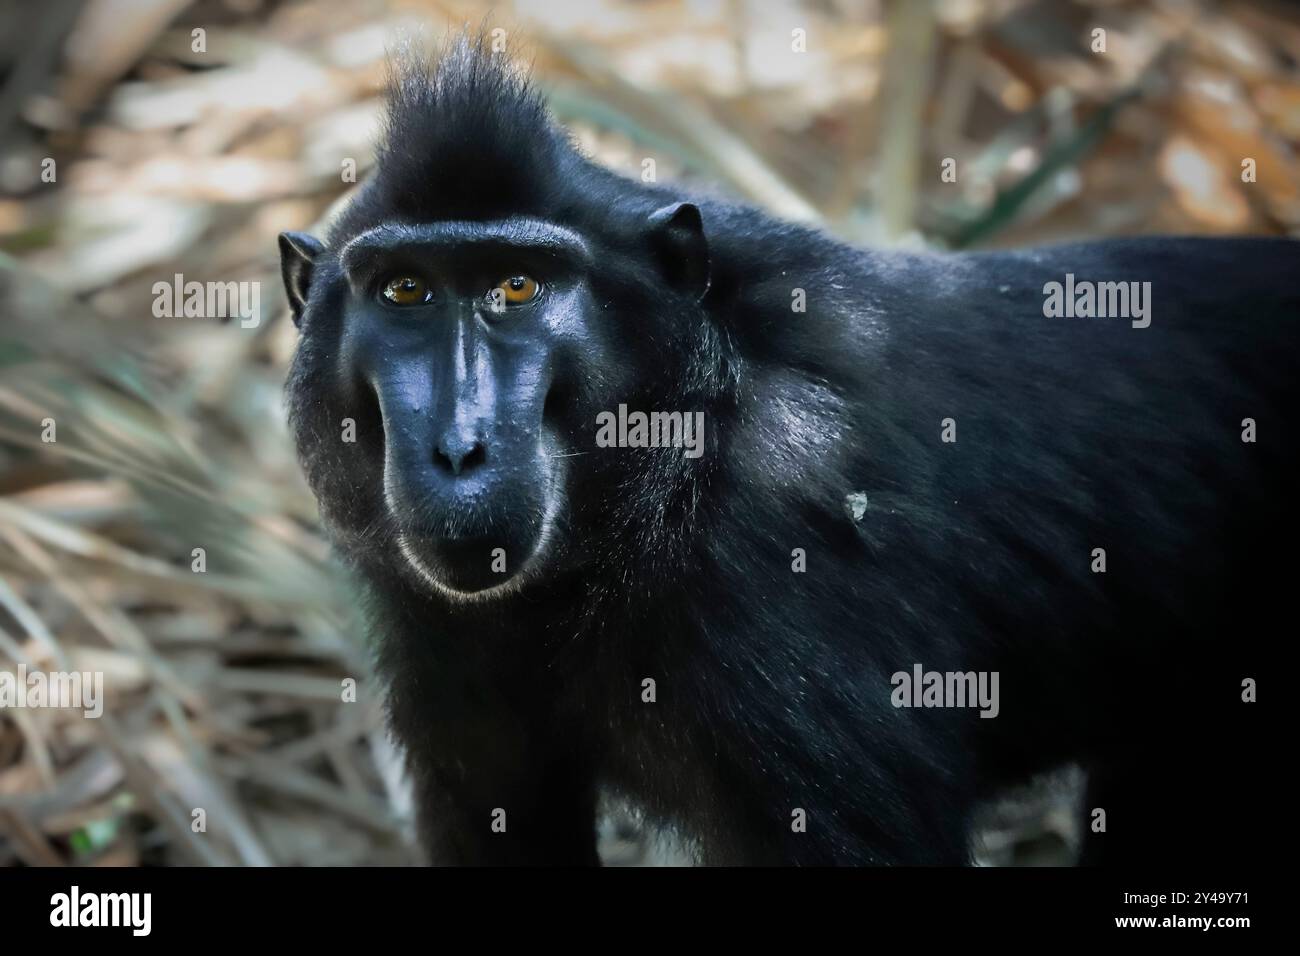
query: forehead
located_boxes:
[340,219,590,263]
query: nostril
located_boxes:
[433,440,486,477]
[459,442,486,473]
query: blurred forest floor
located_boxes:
[0,0,1296,866]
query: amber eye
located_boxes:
[492,274,540,307]
[381,275,430,306]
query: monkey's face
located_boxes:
[279,205,708,600]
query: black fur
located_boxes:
[282,36,1289,865]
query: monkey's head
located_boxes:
[279,38,716,601]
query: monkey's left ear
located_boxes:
[648,202,710,303]
[278,231,325,328]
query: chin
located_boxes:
[397,533,526,601]
[395,503,561,603]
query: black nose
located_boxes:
[433,438,486,476]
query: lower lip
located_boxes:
[404,526,485,545]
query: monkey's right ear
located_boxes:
[278,231,325,327]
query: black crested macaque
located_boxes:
[279,37,1288,866]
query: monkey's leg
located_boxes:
[698,752,973,866]
[406,742,601,866]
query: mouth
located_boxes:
[394,477,564,603]
[397,524,540,601]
